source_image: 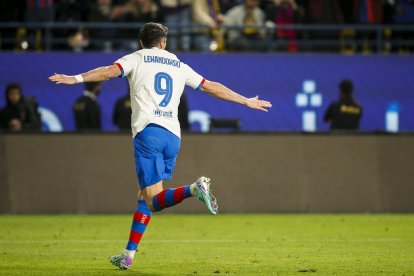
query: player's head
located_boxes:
[5,83,22,106]
[84,82,102,95]
[139,22,168,49]
[339,79,354,98]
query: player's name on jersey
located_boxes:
[143,55,181,68]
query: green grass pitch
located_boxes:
[0,214,413,275]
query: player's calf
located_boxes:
[110,199,151,270]
[147,178,218,214]
[151,185,193,211]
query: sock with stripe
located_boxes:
[124,199,152,258]
[152,184,194,211]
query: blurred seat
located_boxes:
[209,118,241,133]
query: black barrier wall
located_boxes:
[0,134,413,213]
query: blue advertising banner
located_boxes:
[0,53,413,132]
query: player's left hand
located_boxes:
[246,95,272,112]
[49,73,76,85]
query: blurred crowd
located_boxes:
[0,81,190,132]
[0,78,362,132]
[0,0,413,52]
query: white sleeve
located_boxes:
[114,53,141,78]
[182,62,204,90]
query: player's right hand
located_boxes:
[49,73,76,85]
[246,95,272,112]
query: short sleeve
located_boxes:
[114,53,141,78]
[182,62,204,90]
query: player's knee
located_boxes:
[143,196,158,212]
[148,204,158,212]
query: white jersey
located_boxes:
[114,48,204,138]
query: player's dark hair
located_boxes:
[339,79,354,97]
[84,82,101,92]
[139,22,168,49]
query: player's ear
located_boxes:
[160,38,167,50]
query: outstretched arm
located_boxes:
[201,80,272,112]
[48,64,122,85]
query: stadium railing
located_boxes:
[0,22,413,53]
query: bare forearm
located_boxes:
[81,66,115,82]
[202,81,248,106]
[49,64,121,85]
[201,79,272,112]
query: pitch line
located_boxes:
[0,239,244,244]
[0,238,404,244]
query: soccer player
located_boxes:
[49,22,272,270]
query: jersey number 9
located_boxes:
[154,72,173,107]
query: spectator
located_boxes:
[0,2,24,23]
[135,0,163,22]
[89,0,114,21]
[110,0,162,50]
[110,0,162,22]
[178,93,190,131]
[88,0,116,51]
[107,1,138,50]
[25,0,55,22]
[0,1,25,50]
[220,0,239,13]
[324,79,363,131]
[354,0,384,24]
[337,0,355,23]
[22,0,55,50]
[55,0,90,22]
[351,0,385,52]
[393,0,414,23]
[306,0,344,23]
[265,0,300,52]
[392,0,414,52]
[161,0,192,51]
[224,0,266,51]
[113,90,131,130]
[54,0,91,51]
[73,82,102,130]
[192,0,225,52]
[304,0,346,51]
[0,83,41,131]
